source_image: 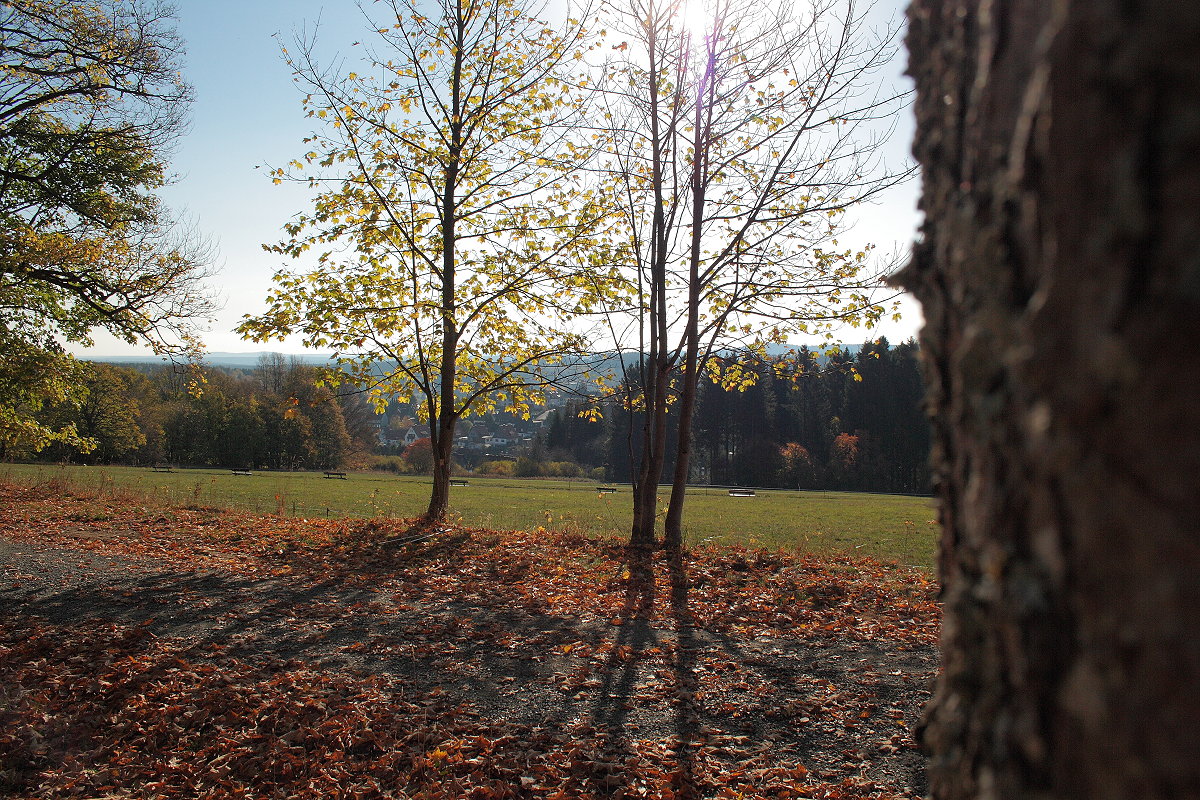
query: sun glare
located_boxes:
[678,0,710,35]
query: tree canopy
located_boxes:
[592,0,911,555]
[0,0,216,452]
[240,0,612,520]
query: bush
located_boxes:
[402,437,434,474]
[369,455,408,474]
[545,460,583,478]
[515,456,542,477]
[476,460,515,477]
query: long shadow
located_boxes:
[3,545,661,729]
[591,560,658,725]
[666,579,937,796]
[3,527,934,795]
[575,545,658,797]
[668,546,701,800]
[7,564,561,667]
[4,568,382,657]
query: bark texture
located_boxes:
[898,2,1200,799]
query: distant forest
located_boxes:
[17,355,378,471]
[17,340,930,494]
[544,338,931,494]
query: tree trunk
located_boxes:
[663,43,712,556]
[662,357,696,554]
[628,12,674,564]
[898,2,1200,798]
[425,413,455,522]
[425,8,465,525]
[629,355,671,596]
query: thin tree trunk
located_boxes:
[662,354,696,553]
[662,204,702,551]
[899,1,1200,797]
[631,359,661,551]
[630,354,671,592]
[629,11,674,569]
[663,32,714,555]
[426,3,465,524]
[427,216,458,523]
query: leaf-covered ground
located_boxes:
[0,482,939,799]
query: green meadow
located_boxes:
[1,463,939,569]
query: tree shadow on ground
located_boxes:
[582,545,701,798]
[1,526,936,796]
[668,546,702,799]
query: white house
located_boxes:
[403,425,431,446]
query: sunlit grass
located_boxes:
[0,463,939,569]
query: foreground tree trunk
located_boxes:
[898,2,1200,798]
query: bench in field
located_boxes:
[450,479,469,486]
[728,488,756,497]
[596,486,617,494]
[151,465,174,473]
[324,471,348,479]
[231,469,253,476]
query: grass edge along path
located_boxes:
[0,464,939,570]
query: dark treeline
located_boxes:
[542,338,931,494]
[20,341,929,493]
[24,355,377,470]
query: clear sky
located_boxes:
[76,0,922,357]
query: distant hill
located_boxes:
[86,352,336,369]
[87,343,864,375]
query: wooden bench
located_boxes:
[596,486,617,494]
[728,488,756,497]
[231,469,253,476]
[450,479,469,486]
[323,471,348,479]
[151,465,174,473]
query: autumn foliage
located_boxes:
[403,437,435,474]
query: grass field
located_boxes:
[0,463,939,568]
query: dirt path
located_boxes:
[0,483,937,799]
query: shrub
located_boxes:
[515,456,542,477]
[370,455,408,474]
[402,437,434,474]
[476,459,515,477]
[545,460,582,478]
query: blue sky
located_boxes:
[77,0,922,356]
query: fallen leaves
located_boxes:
[0,481,938,799]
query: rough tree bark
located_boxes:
[898,2,1200,799]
